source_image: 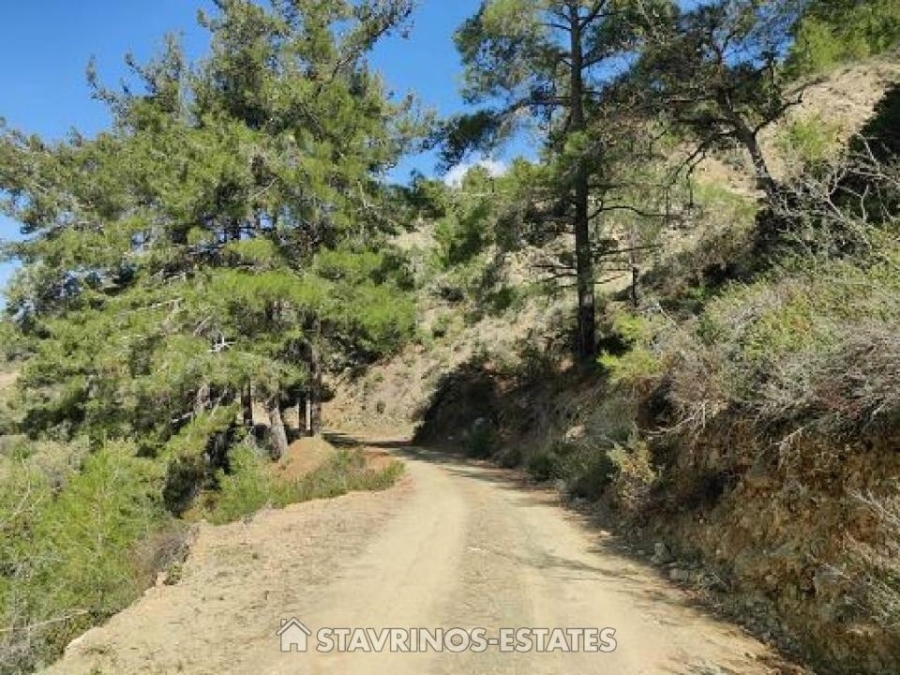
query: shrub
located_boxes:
[787,0,900,76]
[566,449,618,501]
[287,449,404,503]
[203,448,406,524]
[659,247,900,436]
[775,114,843,172]
[600,347,665,390]
[162,454,207,517]
[527,439,617,500]
[206,445,274,525]
[0,444,167,674]
[466,421,497,458]
[598,310,667,391]
[608,438,658,514]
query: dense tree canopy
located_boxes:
[0,0,419,465]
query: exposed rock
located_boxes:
[669,568,691,583]
[564,424,587,442]
[652,542,675,565]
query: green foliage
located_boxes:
[0,320,29,362]
[432,168,498,269]
[787,0,900,76]
[526,439,617,500]
[289,449,404,502]
[1,0,420,460]
[598,310,665,388]
[633,0,803,197]
[600,347,665,388]
[663,248,900,432]
[0,6,422,666]
[204,448,405,525]
[0,443,168,673]
[206,444,273,525]
[447,0,675,358]
[775,114,843,170]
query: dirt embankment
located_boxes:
[410,364,900,675]
[656,425,900,675]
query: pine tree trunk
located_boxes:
[311,395,322,436]
[574,176,596,360]
[303,319,323,437]
[569,11,596,360]
[720,92,778,201]
[631,264,640,308]
[266,398,288,460]
[310,348,323,437]
[743,131,778,201]
[241,382,254,429]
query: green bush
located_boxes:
[775,114,843,171]
[289,449,404,502]
[202,448,406,525]
[566,449,618,501]
[662,250,900,433]
[600,347,665,389]
[788,0,900,76]
[527,440,617,499]
[465,421,497,458]
[0,444,168,674]
[598,310,666,390]
[206,445,274,525]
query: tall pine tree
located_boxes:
[443,0,664,359]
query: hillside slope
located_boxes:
[324,57,900,675]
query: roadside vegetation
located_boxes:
[0,432,402,674]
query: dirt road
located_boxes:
[44,442,795,675]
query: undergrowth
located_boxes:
[0,437,403,673]
[206,447,404,525]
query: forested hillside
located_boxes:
[1,1,899,674]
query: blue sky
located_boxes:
[0,0,503,295]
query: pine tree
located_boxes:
[0,0,418,491]
[443,0,664,359]
[634,0,806,200]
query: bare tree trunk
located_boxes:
[310,345,323,437]
[631,264,640,308]
[574,176,596,359]
[266,398,288,460]
[570,9,596,360]
[241,382,253,429]
[742,130,778,201]
[720,92,778,201]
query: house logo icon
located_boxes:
[277,618,313,653]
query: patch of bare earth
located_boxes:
[271,436,337,481]
[0,371,18,391]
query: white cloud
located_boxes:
[444,158,508,188]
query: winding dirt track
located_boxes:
[43,440,796,675]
